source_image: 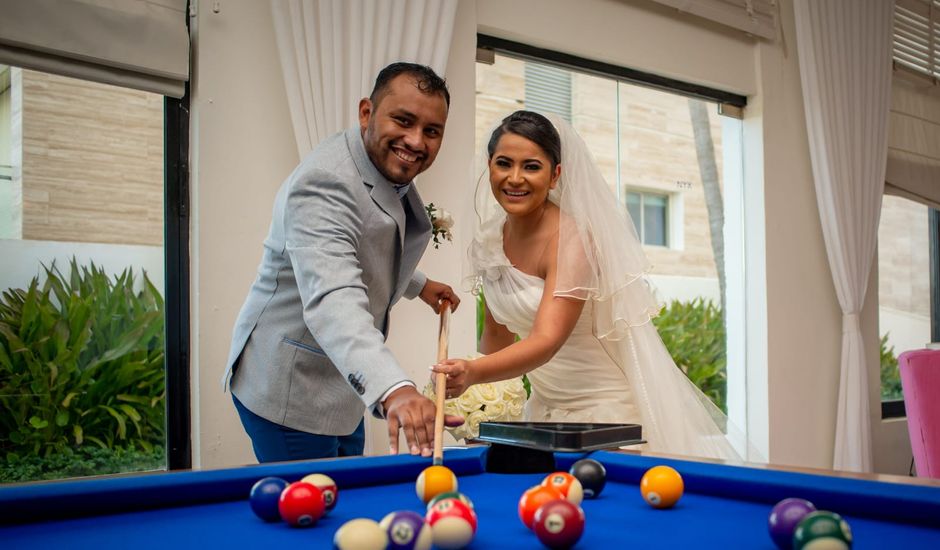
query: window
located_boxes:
[475,48,747,430]
[524,62,572,122]
[0,66,169,483]
[628,191,669,247]
[0,65,12,238]
[893,0,940,81]
[878,195,932,414]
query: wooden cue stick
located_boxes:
[433,299,452,465]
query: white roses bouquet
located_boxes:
[423,365,527,441]
[425,203,454,249]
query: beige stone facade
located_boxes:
[475,54,930,333]
[476,55,723,279]
[878,195,930,318]
[12,69,163,246]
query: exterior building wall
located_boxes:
[475,55,723,283]
[474,55,930,331]
[879,195,930,318]
[19,70,163,246]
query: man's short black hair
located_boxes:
[370,62,450,108]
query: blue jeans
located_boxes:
[232,394,365,462]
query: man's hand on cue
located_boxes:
[383,386,464,456]
[418,279,461,313]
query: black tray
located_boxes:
[477,421,644,453]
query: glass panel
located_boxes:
[475,53,746,434]
[627,191,642,237]
[643,193,668,246]
[0,66,167,483]
[618,83,732,416]
[878,195,930,402]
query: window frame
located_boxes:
[628,189,672,248]
[881,207,940,419]
[475,36,753,448]
[164,89,191,470]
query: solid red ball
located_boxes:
[278,481,325,527]
[518,485,564,530]
[533,499,585,550]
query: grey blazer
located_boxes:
[222,127,432,436]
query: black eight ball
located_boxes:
[569,458,606,498]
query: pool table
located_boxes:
[1,446,938,548]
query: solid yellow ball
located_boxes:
[415,465,458,504]
[640,465,684,509]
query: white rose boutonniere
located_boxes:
[425,202,454,249]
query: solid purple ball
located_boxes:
[768,498,817,549]
[249,476,289,522]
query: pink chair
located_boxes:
[899,348,940,479]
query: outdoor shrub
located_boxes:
[880,334,903,401]
[0,259,165,462]
[0,445,165,483]
[653,298,728,412]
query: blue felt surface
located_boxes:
[1,448,939,549]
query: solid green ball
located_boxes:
[792,511,853,549]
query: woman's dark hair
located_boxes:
[487,110,561,168]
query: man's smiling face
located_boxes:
[359,74,449,185]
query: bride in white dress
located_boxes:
[433,111,752,461]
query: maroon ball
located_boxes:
[533,499,585,549]
[768,498,816,549]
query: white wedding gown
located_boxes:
[475,228,749,461]
[482,248,642,426]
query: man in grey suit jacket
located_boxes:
[223,63,462,462]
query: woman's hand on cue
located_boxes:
[430,359,473,399]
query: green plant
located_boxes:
[0,445,165,483]
[0,259,165,462]
[880,334,903,401]
[653,298,727,413]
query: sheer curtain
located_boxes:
[271,0,458,159]
[793,0,894,472]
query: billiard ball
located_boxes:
[248,476,288,522]
[333,518,389,550]
[415,465,458,504]
[768,498,817,549]
[792,511,853,550]
[568,458,606,499]
[541,472,584,505]
[380,510,433,550]
[302,473,338,512]
[518,485,564,530]
[278,481,325,527]
[533,499,586,550]
[426,491,475,511]
[425,497,477,549]
[640,465,684,509]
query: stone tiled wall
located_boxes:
[18,69,164,246]
[878,195,930,318]
[475,55,929,325]
[475,55,722,278]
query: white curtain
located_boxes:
[271,0,458,159]
[793,0,894,472]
